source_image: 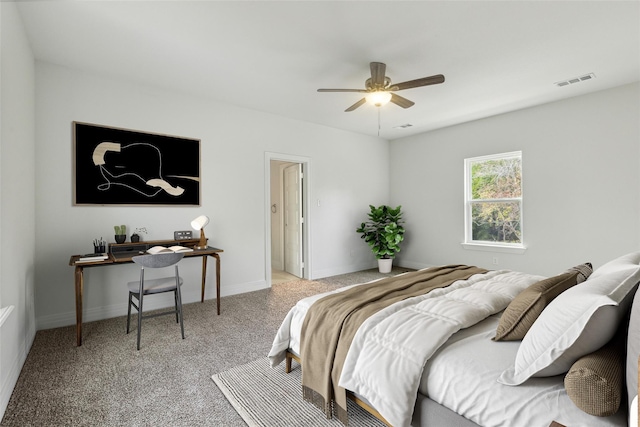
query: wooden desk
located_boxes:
[69,238,223,346]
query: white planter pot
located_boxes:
[378,258,393,274]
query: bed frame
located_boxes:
[285,351,392,426]
[283,267,640,427]
[271,251,640,427]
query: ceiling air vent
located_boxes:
[555,73,596,87]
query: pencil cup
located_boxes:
[94,245,106,254]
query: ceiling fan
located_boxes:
[318,62,445,112]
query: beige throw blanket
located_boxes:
[300,265,488,424]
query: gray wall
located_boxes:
[0,1,37,417]
[390,83,640,276]
[33,62,389,330]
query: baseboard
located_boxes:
[397,260,434,271]
[311,261,377,280]
[0,348,23,422]
[0,310,34,422]
[220,279,269,297]
[36,263,441,331]
[36,280,270,331]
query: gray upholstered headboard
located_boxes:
[626,285,640,411]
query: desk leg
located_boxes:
[201,256,208,303]
[213,254,221,315]
[201,254,221,315]
[74,266,84,346]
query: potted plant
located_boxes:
[114,225,127,244]
[131,227,147,243]
[356,205,405,273]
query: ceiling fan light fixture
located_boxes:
[365,91,392,107]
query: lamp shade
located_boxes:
[191,215,209,230]
[365,91,392,107]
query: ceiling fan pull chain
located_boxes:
[377,108,381,137]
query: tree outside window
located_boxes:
[465,152,522,246]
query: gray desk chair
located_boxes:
[126,252,185,350]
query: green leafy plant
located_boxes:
[114,225,126,235]
[356,205,405,259]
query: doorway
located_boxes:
[265,153,310,287]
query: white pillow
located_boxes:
[591,251,640,280]
[499,252,640,386]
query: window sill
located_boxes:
[0,305,15,328]
[461,242,526,254]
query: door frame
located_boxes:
[264,152,311,287]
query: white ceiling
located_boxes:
[15,1,640,140]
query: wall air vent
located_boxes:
[393,124,413,129]
[555,73,596,87]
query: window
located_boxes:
[464,151,524,251]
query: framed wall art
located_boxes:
[73,122,201,206]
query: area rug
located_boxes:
[212,358,386,427]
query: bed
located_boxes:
[268,252,640,427]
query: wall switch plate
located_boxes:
[174,230,193,240]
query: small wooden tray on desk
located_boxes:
[69,238,223,346]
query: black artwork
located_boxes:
[73,122,200,206]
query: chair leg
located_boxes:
[126,292,133,334]
[174,291,179,323]
[176,287,185,340]
[137,292,144,351]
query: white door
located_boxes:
[284,163,303,277]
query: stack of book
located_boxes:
[77,253,108,263]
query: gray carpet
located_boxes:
[0,267,410,427]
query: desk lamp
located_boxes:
[191,215,210,250]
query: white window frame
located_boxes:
[462,151,525,254]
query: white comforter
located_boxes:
[268,269,543,427]
[422,314,627,427]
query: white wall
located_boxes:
[34,62,388,329]
[390,83,640,276]
[0,1,37,418]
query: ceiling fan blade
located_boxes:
[370,62,387,88]
[390,93,415,109]
[345,98,367,112]
[391,74,445,91]
[317,88,368,93]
